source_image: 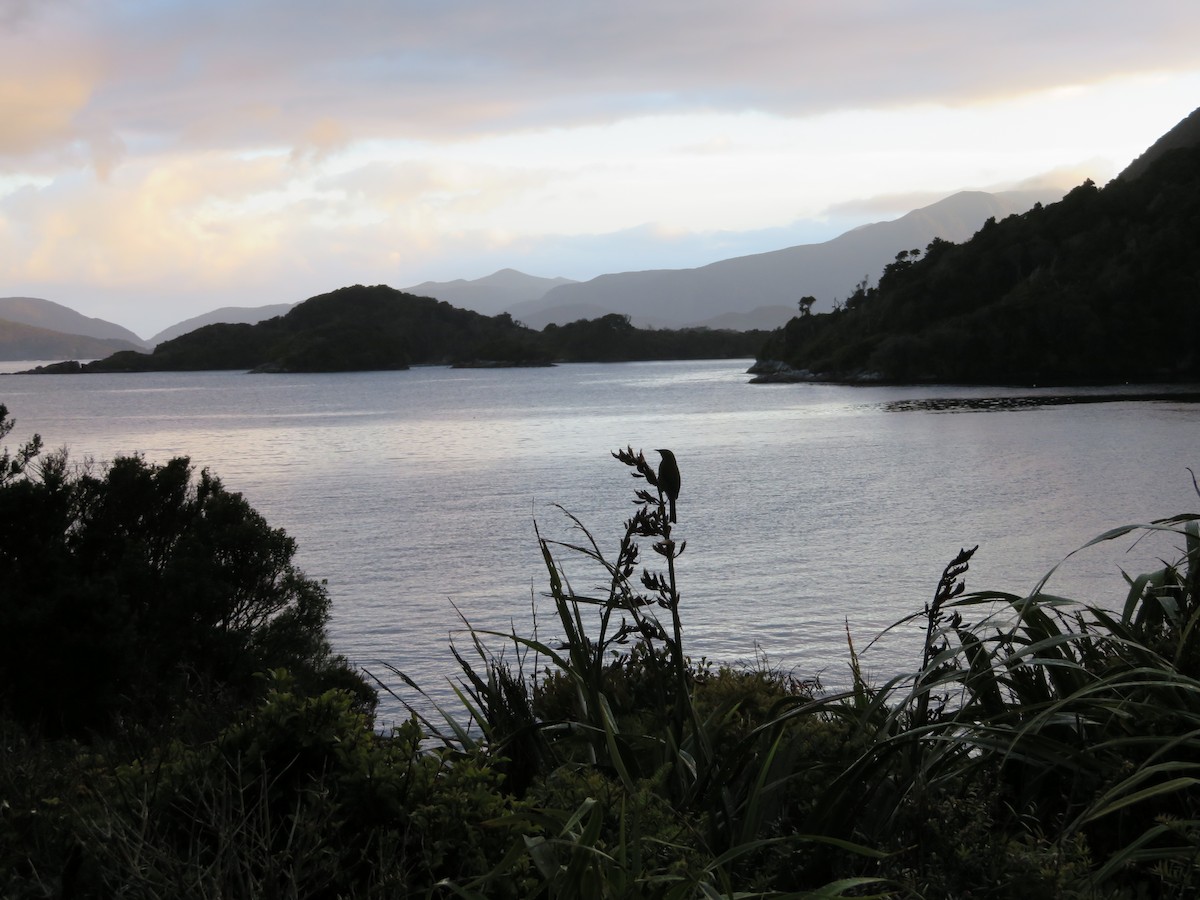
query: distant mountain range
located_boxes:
[508,189,1064,330]
[0,297,148,360]
[147,304,296,345]
[0,186,1064,359]
[405,190,1064,331]
[402,269,578,318]
[0,318,144,362]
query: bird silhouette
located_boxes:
[655,448,680,523]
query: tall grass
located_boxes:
[390,452,1200,897]
[799,503,1200,896]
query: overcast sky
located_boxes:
[2,0,1198,336]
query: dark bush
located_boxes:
[0,407,372,737]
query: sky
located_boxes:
[2,1,1199,338]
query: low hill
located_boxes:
[1,318,144,362]
[45,285,764,373]
[755,129,1200,385]
[0,297,148,348]
[148,303,296,346]
[78,286,540,373]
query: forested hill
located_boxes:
[755,144,1200,385]
[51,285,763,373]
[77,286,501,372]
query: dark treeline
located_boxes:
[538,311,768,362]
[34,287,766,374]
[757,145,1200,384]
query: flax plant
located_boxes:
[793,494,1200,896]
[393,448,705,790]
[386,449,888,897]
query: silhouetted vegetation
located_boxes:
[0,404,370,740]
[5,410,1200,897]
[541,312,767,362]
[757,146,1200,384]
[35,286,765,374]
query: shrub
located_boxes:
[0,408,372,736]
[83,674,523,899]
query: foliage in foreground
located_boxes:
[387,452,1200,898]
[0,405,372,739]
[4,405,1200,897]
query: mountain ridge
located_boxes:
[1118,106,1200,181]
[0,297,149,349]
[148,304,296,345]
[402,269,577,318]
[0,318,144,362]
[508,188,1063,330]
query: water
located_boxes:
[3,360,1198,728]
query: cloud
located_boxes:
[823,191,978,220]
[0,74,90,156]
[290,118,351,165]
[5,0,1200,165]
[0,153,302,288]
[0,0,42,28]
[1009,161,1113,192]
[821,177,1077,221]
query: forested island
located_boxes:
[26,286,767,374]
[754,143,1200,384]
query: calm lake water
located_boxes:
[3,360,1198,727]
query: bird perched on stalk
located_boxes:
[655,448,680,523]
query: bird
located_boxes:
[655,448,680,523]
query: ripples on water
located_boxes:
[3,362,1198,727]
